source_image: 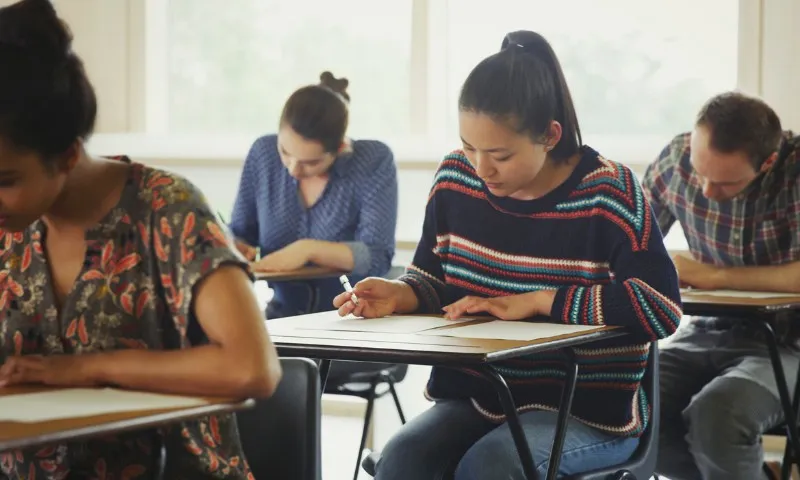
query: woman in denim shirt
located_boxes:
[230,72,398,318]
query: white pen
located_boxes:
[339,274,360,306]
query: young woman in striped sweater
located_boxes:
[333,30,682,479]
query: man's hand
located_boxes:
[672,254,725,289]
[0,355,101,388]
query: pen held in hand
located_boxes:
[339,275,359,306]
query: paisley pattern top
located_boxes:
[0,159,254,479]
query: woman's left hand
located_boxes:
[442,291,556,321]
[250,240,312,272]
[0,355,100,388]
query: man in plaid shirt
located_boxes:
[643,92,800,479]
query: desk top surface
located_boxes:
[253,266,345,282]
[680,289,800,314]
[0,386,253,451]
[269,316,624,365]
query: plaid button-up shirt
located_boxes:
[642,131,800,268]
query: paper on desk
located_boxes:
[0,388,209,423]
[419,320,603,341]
[681,288,800,299]
[292,314,477,334]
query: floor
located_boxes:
[320,365,433,480]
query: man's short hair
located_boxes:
[696,91,783,169]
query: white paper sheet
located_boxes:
[0,388,210,423]
[419,320,603,341]
[292,314,477,334]
[681,288,800,299]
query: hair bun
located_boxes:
[319,71,350,102]
[0,0,72,61]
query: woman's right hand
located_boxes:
[333,277,405,318]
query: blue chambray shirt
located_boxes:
[230,134,398,317]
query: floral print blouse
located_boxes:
[0,160,254,479]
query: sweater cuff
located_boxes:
[343,241,372,276]
[551,285,605,326]
[551,286,571,324]
[398,273,441,314]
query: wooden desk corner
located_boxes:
[0,386,253,451]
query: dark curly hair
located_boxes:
[0,0,97,161]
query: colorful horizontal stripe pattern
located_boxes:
[400,147,681,437]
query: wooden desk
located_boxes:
[269,323,623,365]
[0,386,254,452]
[681,289,800,317]
[680,289,800,473]
[269,315,625,480]
[254,266,345,282]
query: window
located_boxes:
[145,0,739,164]
[134,0,742,251]
[159,0,413,139]
[439,0,739,158]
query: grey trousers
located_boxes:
[656,320,800,480]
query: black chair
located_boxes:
[567,342,660,480]
[362,343,661,480]
[236,357,321,480]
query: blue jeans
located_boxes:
[374,400,639,479]
[657,321,798,479]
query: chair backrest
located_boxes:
[568,342,660,479]
[236,357,321,480]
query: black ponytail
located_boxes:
[459,30,582,163]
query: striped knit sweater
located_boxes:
[399,147,682,437]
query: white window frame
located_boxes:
[87,0,761,173]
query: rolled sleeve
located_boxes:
[343,241,372,276]
[354,147,398,277]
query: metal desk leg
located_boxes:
[319,359,332,392]
[478,365,538,480]
[478,352,579,480]
[546,349,579,480]
[756,321,800,470]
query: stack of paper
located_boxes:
[680,289,800,299]
[291,314,477,334]
[418,321,603,341]
[0,388,209,423]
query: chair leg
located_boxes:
[353,378,379,480]
[386,377,407,424]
